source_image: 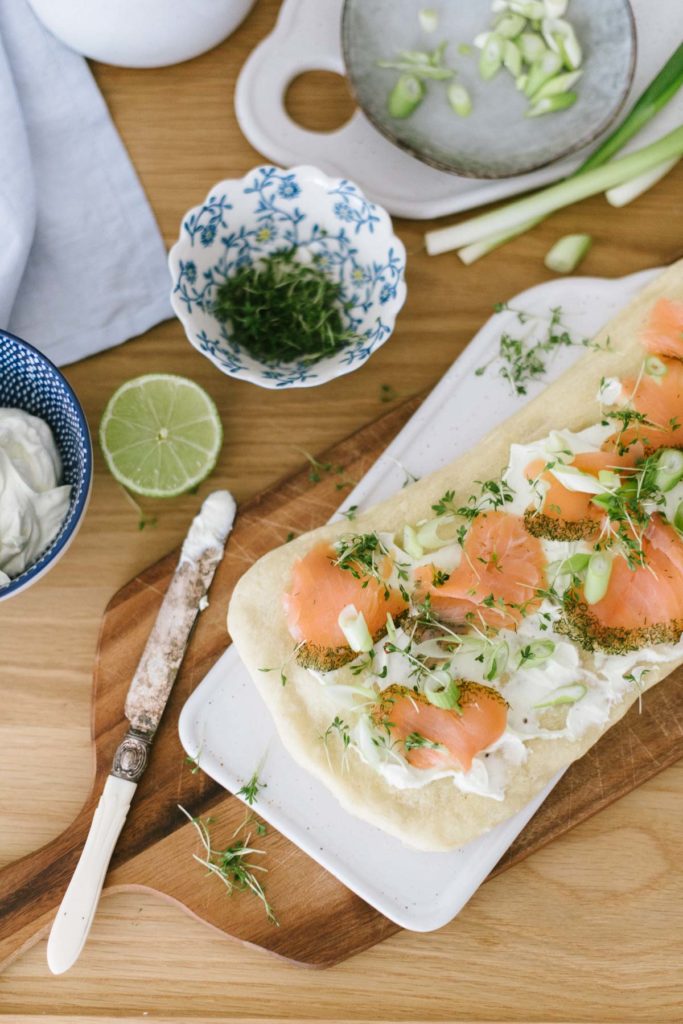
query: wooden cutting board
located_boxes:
[1,396,682,972]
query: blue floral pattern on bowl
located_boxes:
[169,166,407,389]
[0,332,92,601]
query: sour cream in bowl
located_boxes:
[0,332,92,600]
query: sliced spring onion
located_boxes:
[479,33,504,79]
[509,0,546,17]
[416,514,456,551]
[495,12,527,38]
[544,232,592,273]
[655,448,683,492]
[605,156,681,207]
[445,43,683,262]
[644,355,668,378]
[397,49,432,64]
[674,501,683,533]
[548,463,606,494]
[533,682,587,708]
[518,30,546,63]
[387,74,425,118]
[418,7,439,33]
[473,31,492,49]
[534,68,582,100]
[430,40,449,66]
[447,82,473,116]
[542,18,582,69]
[403,524,425,558]
[484,640,509,681]
[598,469,620,488]
[426,125,683,254]
[379,60,453,80]
[503,39,522,76]
[458,42,473,56]
[424,676,462,709]
[524,49,563,97]
[543,0,568,16]
[519,638,556,668]
[338,604,373,653]
[516,73,528,91]
[584,553,613,605]
[526,91,577,116]
[552,552,591,576]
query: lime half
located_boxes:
[100,374,223,498]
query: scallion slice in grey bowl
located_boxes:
[342,0,636,179]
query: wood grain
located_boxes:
[1,394,681,974]
[1,0,682,1017]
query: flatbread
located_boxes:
[228,261,683,851]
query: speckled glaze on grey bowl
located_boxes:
[342,0,636,179]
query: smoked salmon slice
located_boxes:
[371,682,508,772]
[415,511,546,630]
[605,356,683,453]
[523,450,638,541]
[559,517,683,653]
[641,298,683,361]
[284,541,407,669]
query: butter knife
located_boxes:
[46,490,236,975]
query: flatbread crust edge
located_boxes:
[228,260,683,852]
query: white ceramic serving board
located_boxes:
[179,267,657,931]
[235,0,683,218]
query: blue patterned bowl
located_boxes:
[0,332,92,601]
[169,165,407,388]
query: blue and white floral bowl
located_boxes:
[169,165,407,389]
[0,332,92,601]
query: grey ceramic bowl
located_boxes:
[342,0,636,179]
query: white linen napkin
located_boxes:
[0,0,172,367]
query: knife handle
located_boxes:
[46,774,137,975]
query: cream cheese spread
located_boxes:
[0,409,71,586]
[307,403,683,801]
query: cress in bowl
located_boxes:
[168,165,407,389]
[0,331,92,601]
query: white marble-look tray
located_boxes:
[179,268,656,931]
[235,0,682,218]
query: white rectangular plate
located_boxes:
[179,268,656,931]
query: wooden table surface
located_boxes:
[1,2,682,1020]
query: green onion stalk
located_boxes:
[429,41,683,262]
[427,124,683,256]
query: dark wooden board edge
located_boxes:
[1,393,681,972]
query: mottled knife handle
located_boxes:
[46,492,236,975]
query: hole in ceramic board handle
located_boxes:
[285,70,356,133]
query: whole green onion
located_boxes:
[426,125,683,254]
[605,156,681,207]
[581,42,683,171]
[439,41,683,261]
